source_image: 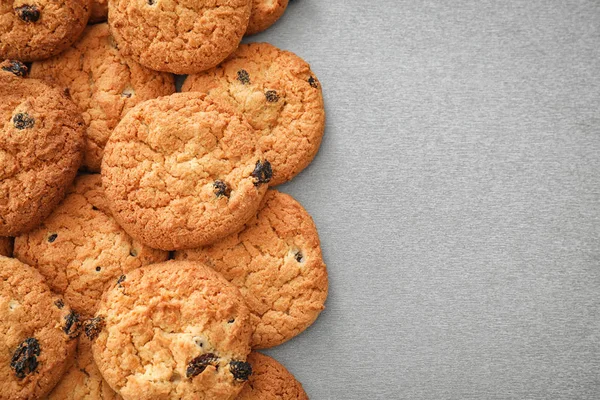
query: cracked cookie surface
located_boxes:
[0,67,84,236]
[238,352,308,400]
[0,237,13,256]
[30,23,176,171]
[91,260,253,400]
[0,0,91,61]
[182,42,325,186]
[108,0,252,74]
[0,256,78,400]
[176,190,328,348]
[13,174,169,318]
[101,92,269,251]
[246,0,288,35]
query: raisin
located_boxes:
[237,69,250,85]
[11,338,40,379]
[84,316,105,340]
[117,275,126,286]
[308,76,319,88]
[95,266,101,272]
[63,311,82,339]
[251,160,273,186]
[295,251,304,262]
[54,299,64,309]
[265,90,279,102]
[229,360,252,381]
[13,113,35,130]
[186,353,219,378]
[227,318,235,324]
[213,180,231,198]
[15,5,40,22]
[1,60,28,77]
[63,87,71,97]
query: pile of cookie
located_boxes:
[0,1,327,399]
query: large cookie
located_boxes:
[246,0,289,35]
[0,0,91,62]
[0,63,84,236]
[101,92,271,251]
[238,352,308,400]
[108,0,252,74]
[0,237,13,257]
[13,174,169,317]
[30,23,176,171]
[0,256,79,399]
[176,190,328,348]
[182,43,325,186]
[90,261,253,400]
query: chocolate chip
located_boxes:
[213,180,231,198]
[15,5,40,22]
[187,353,219,378]
[251,160,273,186]
[54,299,64,309]
[237,69,250,85]
[308,76,319,88]
[117,275,126,286]
[13,113,35,130]
[1,60,28,77]
[295,251,304,263]
[229,360,252,381]
[63,311,82,339]
[47,233,58,243]
[84,316,105,340]
[11,338,40,379]
[265,90,279,102]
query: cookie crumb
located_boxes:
[11,338,40,379]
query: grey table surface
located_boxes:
[241,1,600,398]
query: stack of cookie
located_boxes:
[1,1,326,399]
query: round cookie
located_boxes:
[90,261,253,400]
[182,43,325,186]
[90,0,107,23]
[108,0,252,74]
[30,24,176,172]
[101,92,271,251]
[175,190,328,349]
[0,256,79,399]
[0,0,91,62]
[238,353,308,400]
[246,0,289,36]
[0,237,13,257]
[13,174,169,317]
[0,64,84,236]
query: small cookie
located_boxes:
[90,0,107,23]
[13,174,169,317]
[0,237,13,257]
[246,0,289,36]
[30,23,176,171]
[90,260,253,400]
[101,92,271,251]
[182,43,325,186]
[238,352,308,400]
[0,65,84,236]
[0,0,91,62]
[0,256,78,399]
[176,190,328,349]
[108,0,252,74]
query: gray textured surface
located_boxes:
[243,1,600,398]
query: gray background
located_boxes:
[242,1,600,398]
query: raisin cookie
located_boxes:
[0,237,13,257]
[30,23,176,171]
[90,0,107,23]
[176,190,328,348]
[13,174,169,317]
[182,43,325,186]
[0,256,79,399]
[246,0,289,35]
[108,0,252,74]
[101,92,271,251]
[238,352,308,400]
[0,64,84,236]
[90,261,253,400]
[0,0,91,62]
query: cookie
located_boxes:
[175,190,328,349]
[13,174,169,317]
[101,92,271,251]
[0,65,84,236]
[47,337,121,400]
[90,0,107,23]
[238,352,308,400]
[90,260,253,400]
[0,0,91,62]
[246,0,289,35]
[0,256,79,399]
[182,43,325,186]
[30,23,176,172]
[108,0,252,74]
[0,237,13,257]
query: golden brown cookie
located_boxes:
[108,0,252,74]
[237,352,308,400]
[246,0,289,35]
[182,43,325,186]
[0,64,84,237]
[30,23,175,171]
[0,0,91,62]
[90,260,253,400]
[0,256,79,399]
[101,92,272,251]
[13,174,169,317]
[0,237,13,257]
[90,0,107,23]
[175,190,328,349]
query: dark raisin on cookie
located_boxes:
[14,5,40,22]
[63,87,71,97]
[295,251,304,262]
[265,90,279,102]
[1,60,28,77]
[213,180,231,198]
[84,316,105,340]
[95,266,101,272]
[229,360,252,381]
[10,338,40,379]
[13,113,35,130]
[117,275,126,286]
[186,353,219,378]
[308,76,319,88]
[47,233,58,243]
[251,160,273,186]
[237,69,250,85]
[63,311,82,339]
[54,299,64,309]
